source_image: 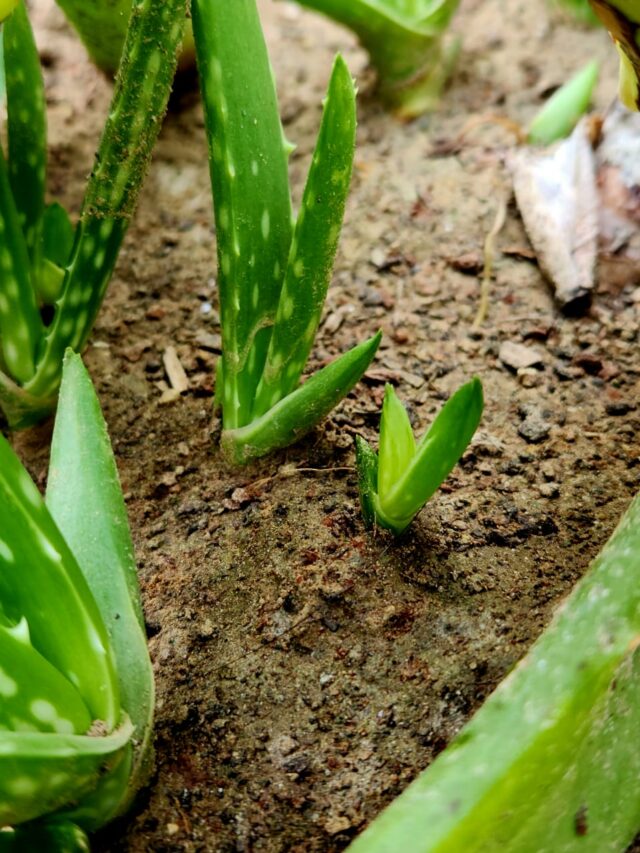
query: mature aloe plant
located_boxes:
[0,0,187,429]
[0,351,153,852]
[590,0,640,109]
[348,491,640,852]
[192,0,381,465]
[288,0,461,117]
[356,378,482,534]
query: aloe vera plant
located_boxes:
[192,0,381,465]
[590,1,640,109]
[348,489,640,852]
[0,0,187,429]
[0,351,153,851]
[356,378,483,534]
[289,0,461,117]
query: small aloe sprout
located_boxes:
[356,378,483,534]
[527,60,599,145]
[0,0,187,429]
[192,0,381,465]
[289,0,461,117]
[0,351,153,850]
[590,0,640,110]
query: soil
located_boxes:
[10,0,640,850]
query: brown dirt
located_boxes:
[11,0,640,850]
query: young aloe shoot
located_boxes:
[590,0,640,109]
[192,0,381,465]
[288,0,461,117]
[0,0,187,429]
[356,378,483,534]
[527,60,599,145]
[348,489,640,852]
[0,350,153,851]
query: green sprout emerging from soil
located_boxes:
[355,378,483,534]
[527,59,599,144]
[348,489,640,852]
[192,0,381,465]
[289,0,461,117]
[0,351,153,851]
[0,0,186,429]
[590,0,640,109]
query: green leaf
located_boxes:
[0,145,43,383]
[42,202,75,268]
[0,434,120,726]
[252,54,357,418]
[290,0,461,115]
[347,491,640,852]
[193,0,293,430]
[23,0,188,406]
[377,384,416,501]
[378,377,483,533]
[3,2,47,266]
[46,350,154,819]
[354,435,378,529]
[0,820,90,853]
[0,721,132,827]
[221,331,381,464]
[527,60,599,145]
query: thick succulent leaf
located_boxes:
[193,0,293,430]
[252,55,357,418]
[47,350,154,816]
[378,377,482,532]
[0,618,92,734]
[42,203,74,270]
[0,434,119,725]
[348,491,640,852]
[0,0,18,22]
[222,331,381,464]
[377,384,416,501]
[3,2,46,265]
[0,721,132,827]
[0,820,89,853]
[0,145,43,383]
[23,0,188,405]
[527,61,599,145]
[354,435,379,529]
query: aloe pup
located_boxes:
[590,0,640,109]
[356,378,483,534]
[348,489,640,852]
[0,351,153,851]
[0,0,187,429]
[287,0,461,117]
[192,0,381,465]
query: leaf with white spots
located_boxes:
[222,331,381,464]
[3,2,46,270]
[193,0,293,430]
[0,434,120,726]
[252,55,357,418]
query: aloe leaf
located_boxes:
[0,0,18,22]
[20,0,188,409]
[42,203,74,270]
[54,0,133,73]
[377,384,416,500]
[46,350,154,817]
[0,146,43,384]
[221,331,381,464]
[590,1,640,110]
[3,1,46,271]
[376,377,482,532]
[193,0,293,430]
[0,721,132,827]
[355,435,379,529]
[348,491,640,852]
[527,60,599,145]
[290,0,461,116]
[0,820,90,852]
[0,618,92,734]
[252,55,357,418]
[0,435,119,725]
